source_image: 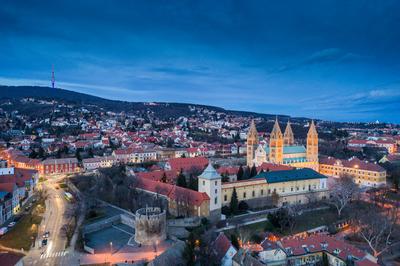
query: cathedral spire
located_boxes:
[269,117,283,164]
[271,117,282,138]
[307,120,318,162]
[283,119,294,146]
[246,119,259,166]
[308,120,318,136]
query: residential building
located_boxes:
[319,157,386,187]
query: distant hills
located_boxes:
[0,85,295,121]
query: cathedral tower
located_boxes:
[246,120,259,166]
[283,120,295,146]
[269,118,283,164]
[306,120,318,162]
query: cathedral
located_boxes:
[247,119,319,171]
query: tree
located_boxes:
[38,147,46,158]
[238,201,249,211]
[161,172,167,183]
[188,174,198,191]
[183,232,196,266]
[322,252,329,266]
[75,149,82,162]
[221,173,230,183]
[237,165,244,180]
[250,164,257,177]
[243,167,250,179]
[176,170,187,188]
[88,148,94,158]
[230,187,239,214]
[353,203,398,257]
[271,191,280,206]
[329,175,359,217]
[267,208,295,233]
[230,233,240,250]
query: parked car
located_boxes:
[8,222,16,228]
[41,239,47,246]
[43,231,50,238]
[0,227,8,235]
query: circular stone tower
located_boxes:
[134,207,167,245]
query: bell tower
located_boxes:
[246,120,259,166]
[307,120,318,162]
[283,120,295,146]
[269,118,283,164]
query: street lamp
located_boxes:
[110,242,113,257]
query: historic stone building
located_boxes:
[221,168,328,208]
[247,119,319,171]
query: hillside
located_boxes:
[0,85,289,120]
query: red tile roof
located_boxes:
[136,170,177,184]
[280,235,369,261]
[217,166,239,176]
[257,162,293,172]
[320,157,385,172]
[0,168,38,187]
[166,157,209,172]
[211,232,236,261]
[134,177,209,206]
[0,183,17,193]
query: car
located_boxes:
[43,231,50,238]
[7,222,16,228]
[41,239,47,246]
[0,227,8,235]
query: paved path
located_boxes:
[23,175,75,266]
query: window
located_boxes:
[243,192,246,198]
[215,189,217,194]
[215,181,218,186]
[252,191,255,197]
[224,195,227,201]
[291,187,294,192]
[203,181,205,186]
[261,189,264,195]
[214,197,218,204]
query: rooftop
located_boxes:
[254,168,326,183]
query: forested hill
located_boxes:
[0,85,290,120]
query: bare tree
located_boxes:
[329,175,359,217]
[353,204,398,257]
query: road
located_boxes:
[24,174,77,266]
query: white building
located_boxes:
[198,164,222,221]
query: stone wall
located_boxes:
[134,207,167,245]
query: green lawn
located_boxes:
[292,208,340,233]
[225,207,343,238]
[0,197,46,251]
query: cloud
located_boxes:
[271,48,365,73]
[149,66,208,76]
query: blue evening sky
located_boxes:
[1,1,400,123]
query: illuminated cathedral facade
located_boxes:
[247,119,319,171]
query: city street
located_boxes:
[23,175,78,266]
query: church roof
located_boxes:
[264,145,306,154]
[254,168,326,183]
[198,164,221,180]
